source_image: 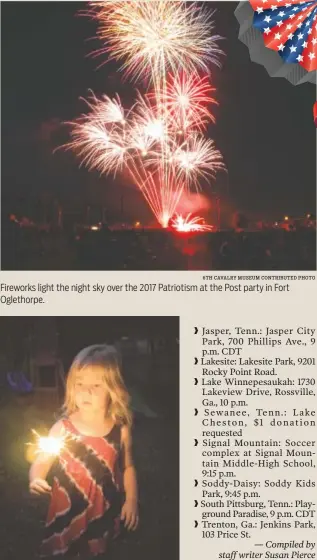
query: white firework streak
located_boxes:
[170,135,225,187]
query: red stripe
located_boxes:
[62,418,119,477]
[61,448,104,507]
[42,471,109,555]
[85,436,118,474]
[47,480,71,526]
[41,509,87,556]
[62,418,78,435]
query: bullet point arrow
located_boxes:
[194,520,198,528]
[194,500,198,507]
[194,408,198,416]
[194,479,198,487]
[194,439,198,446]
[194,378,198,385]
[194,357,198,365]
[194,327,198,334]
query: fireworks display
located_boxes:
[67,1,225,229]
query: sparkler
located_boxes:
[37,435,64,455]
[66,1,226,228]
[29,429,66,457]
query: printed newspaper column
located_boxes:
[192,325,316,558]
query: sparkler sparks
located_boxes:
[37,435,64,455]
[27,429,67,459]
[66,1,226,228]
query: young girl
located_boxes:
[29,344,139,559]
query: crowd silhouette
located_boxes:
[2,218,315,271]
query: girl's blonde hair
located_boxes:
[63,344,132,427]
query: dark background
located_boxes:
[2,1,315,224]
[0,316,179,560]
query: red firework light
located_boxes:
[171,213,215,233]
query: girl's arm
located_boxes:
[29,420,64,495]
[120,424,139,530]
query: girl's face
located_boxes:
[74,367,108,412]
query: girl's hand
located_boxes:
[29,478,52,495]
[120,499,139,531]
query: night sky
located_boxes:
[0,316,179,372]
[2,1,316,223]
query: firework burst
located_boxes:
[88,1,223,84]
[153,73,218,132]
[170,135,225,186]
[171,213,215,233]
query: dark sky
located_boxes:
[1,1,316,222]
[0,316,179,380]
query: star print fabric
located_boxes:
[252,0,317,72]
